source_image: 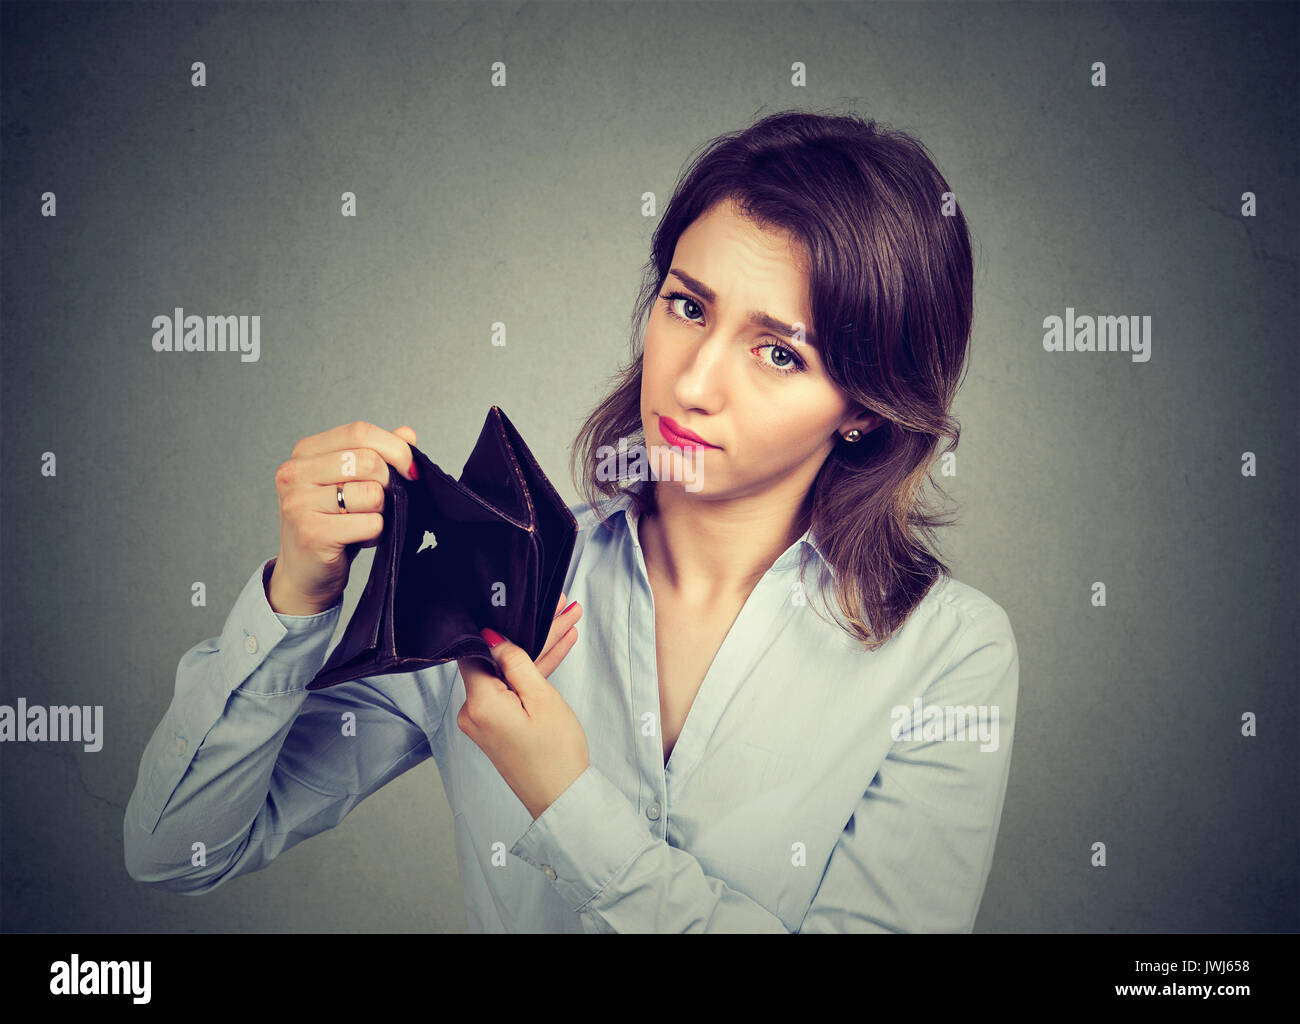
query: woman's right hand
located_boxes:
[266,421,419,616]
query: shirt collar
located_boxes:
[599,477,834,580]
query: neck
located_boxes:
[637,479,812,605]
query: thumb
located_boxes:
[481,628,544,707]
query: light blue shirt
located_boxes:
[124,479,1019,932]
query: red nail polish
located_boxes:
[409,459,419,480]
[481,627,505,648]
[561,600,577,615]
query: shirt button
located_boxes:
[646,802,661,821]
[541,864,557,881]
[244,634,259,654]
[175,737,187,755]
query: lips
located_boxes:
[659,415,719,449]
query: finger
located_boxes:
[534,625,578,679]
[289,421,418,482]
[479,633,545,709]
[456,654,510,701]
[279,447,392,516]
[391,425,418,447]
[310,509,386,548]
[307,476,388,516]
[539,600,582,667]
[279,445,393,501]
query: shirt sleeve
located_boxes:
[509,761,790,933]
[509,602,1019,933]
[123,556,441,894]
[798,603,1020,932]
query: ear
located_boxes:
[839,405,883,438]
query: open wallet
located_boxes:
[306,406,579,691]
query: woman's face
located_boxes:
[641,197,872,501]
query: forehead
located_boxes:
[681,199,806,263]
[670,203,818,351]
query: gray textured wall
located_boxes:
[2,0,1295,933]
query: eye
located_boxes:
[661,291,704,324]
[658,290,808,376]
[755,342,805,375]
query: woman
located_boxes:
[125,110,1018,933]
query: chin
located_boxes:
[645,446,708,495]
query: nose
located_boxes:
[671,329,731,412]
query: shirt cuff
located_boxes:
[509,762,657,912]
[220,556,343,695]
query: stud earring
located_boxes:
[843,429,862,443]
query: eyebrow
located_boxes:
[667,268,819,351]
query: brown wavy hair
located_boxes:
[568,108,976,650]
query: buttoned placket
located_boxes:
[624,502,671,839]
[621,496,806,835]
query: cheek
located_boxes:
[641,322,670,379]
[738,402,838,458]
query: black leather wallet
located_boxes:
[306,406,579,690]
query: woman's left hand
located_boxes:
[455,612,590,821]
